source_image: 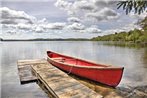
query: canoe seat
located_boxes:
[52,57,64,60]
[51,57,65,63]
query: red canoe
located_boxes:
[47,51,124,87]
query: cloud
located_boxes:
[55,0,119,22]
[43,22,66,30]
[85,27,101,33]
[55,0,72,11]
[54,0,75,16]
[103,22,142,36]
[94,0,117,9]
[34,26,45,33]
[0,7,37,24]
[5,30,17,35]
[121,23,142,31]
[73,0,95,11]
[38,18,48,24]
[86,7,119,21]
[1,7,67,34]
[129,12,147,20]
[17,23,32,30]
[66,23,85,30]
[3,22,66,33]
[2,0,54,2]
[67,17,80,23]
[94,0,107,8]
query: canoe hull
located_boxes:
[47,51,124,87]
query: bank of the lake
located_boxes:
[91,17,147,45]
[0,38,90,41]
[91,29,147,44]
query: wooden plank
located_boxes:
[17,59,47,65]
[17,64,37,84]
[17,59,47,84]
[31,62,102,98]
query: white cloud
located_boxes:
[66,23,85,30]
[129,12,147,20]
[38,18,48,24]
[34,26,45,33]
[85,27,101,33]
[54,0,75,16]
[0,7,36,24]
[73,0,95,11]
[2,0,54,2]
[43,22,66,30]
[17,23,32,30]
[93,0,107,8]
[2,24,17,29]
[55,0,72,11]
[103,22,142,36]
[93,0,117,8]
[122,23,142,31]
[5,30,17,35]
[55,0,119,22]
[86,7,119,21]
[67,17,80,23]
[1,7,67,34]
[2,22,66,33]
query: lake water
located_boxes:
[1,41,147,98]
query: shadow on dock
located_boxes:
[70,74,147,98]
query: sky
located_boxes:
[0,0,146,39]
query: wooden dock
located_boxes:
[17,59,102,98]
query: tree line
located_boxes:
[92,17,147,43]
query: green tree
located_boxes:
[138,16,147,30]
[117,0,147,14]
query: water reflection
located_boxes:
[1,41,147,97]
[142,47,147,68]
[1,42,48,98]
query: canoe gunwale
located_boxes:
[47,51,124,67]
[47,57,123,70]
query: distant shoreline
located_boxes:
[0,38,90,41]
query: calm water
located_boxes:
[1,41,147,98]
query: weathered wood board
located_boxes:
[31,62,102,98]
[17,59,47,84]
